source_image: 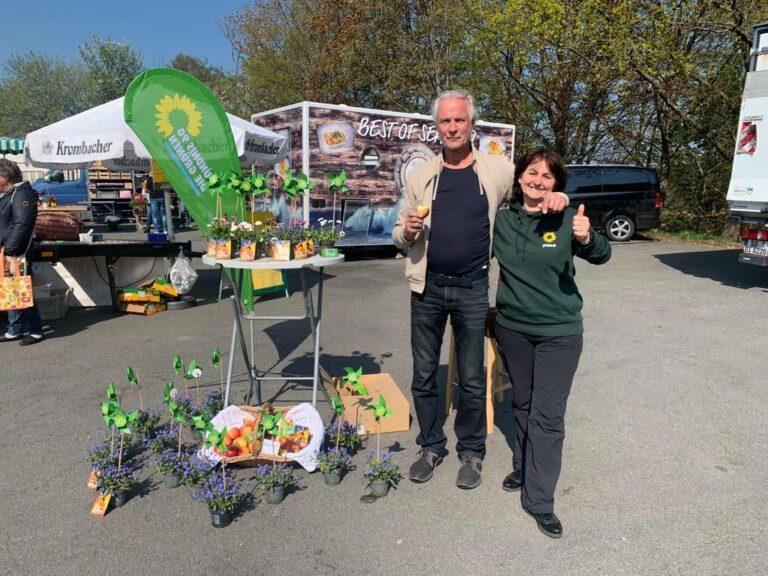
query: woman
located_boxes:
[0,158,44,345]
[493,149,611,538]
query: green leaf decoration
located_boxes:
[107,383,117,402]
[365,394,394,422]
[126,366,138,386]
[163,381,174,404]
[211,348,220,369]
[172,355,183,375]
[331,396,344,415]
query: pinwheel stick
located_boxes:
[219,365,224,396]
[110,426,116,458]
[136,383,144,412]
[177,424,183,458]
[183,377,189,397]
[376,419,381,462]
[335,412,344,451]
[195,376,201,405]
[117,434,125,474]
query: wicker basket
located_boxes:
[220,404,292,467]
[35,211,82,241]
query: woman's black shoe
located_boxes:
[502,470,522,492]
[525,509,563,539]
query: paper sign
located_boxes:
[259,439,281,457]
[87,470,98,490]
[91,494,111,517]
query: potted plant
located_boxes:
[232,221,258,262]
[179,453,216,490]
[87,438,117,489]
[201,390,224,420]
[144,423,176,454]
[96,463,137,508]
[253,463,299,504]
[315,447,353,486]
[194,471,243,528]
[130,193,146,233]
[362,449,402,498]
[133,405,162,442]
[206,217,233,259]
[155,447,186,488]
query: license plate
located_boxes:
[743,239,768,256]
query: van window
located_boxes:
[565,167,602,194]
[601,168,652,193]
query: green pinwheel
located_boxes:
[191,414,211,445]
[107,382,118,403]
[125,366,144,411]
[342,367,367,395]
[250,172,269,196]
[366,394,394,460]
[172,355,184,376]
[206,172,224,197]
[366,394,394,421]
[212,348,223,395]
[326,170,348,232]
[110,405,138,472]
[163,381,174,405]
[204,423,231,486]
[258,411,281,438]
[295,171,314,196]
[281,170,298,198]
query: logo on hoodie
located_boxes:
[542,231,557,247]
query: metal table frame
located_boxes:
[202,254,344,407]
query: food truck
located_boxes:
[252,102,516,247]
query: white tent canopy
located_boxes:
[25,97,287,170]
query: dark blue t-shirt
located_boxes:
[426,165,489,276]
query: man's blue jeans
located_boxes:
[149,197,167,232]
[6,306,43,337]
[410,274,489,459]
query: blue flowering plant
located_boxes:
[96,463,137,495]
[324,421,364,455]
[194,472,243,514]
[89,438,117,472]
[144,423,177,454]
[362,450,402,488]
[253,463,300,490]
[133,405,163,439]
[315,447,353,474]
[154,448,187,476]
[179,453,217,487]
[201,390,224,420]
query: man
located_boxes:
[392,89,567,489]
[0,159,44,345]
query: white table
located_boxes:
[202,254,344,406]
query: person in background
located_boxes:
[0,159,44,345]
[493,148,611,538]
[392,90,568,490]
[143,175,166,233]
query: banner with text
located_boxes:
[124,68,240,229]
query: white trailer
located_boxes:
[727,21,768,265]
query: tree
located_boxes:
[79,35,144,106]
[0,52,89,136]
[168,54,245,116]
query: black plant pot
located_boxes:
[112,490,129,508]
[163,472,181,488]
[210,510,232,528]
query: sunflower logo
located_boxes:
[542,231,557,243]
[154,94,203,138]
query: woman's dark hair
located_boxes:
[511,148,567,200]
[0,159,23,184]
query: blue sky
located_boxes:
[3,0,246,71]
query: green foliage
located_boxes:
[79,35,144,105]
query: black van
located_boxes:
[564,165,662,241]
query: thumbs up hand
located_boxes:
[573,204,592,245]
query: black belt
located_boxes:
[428,267,488,287]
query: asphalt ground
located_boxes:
[1,228,766,576]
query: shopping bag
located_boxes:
[0,249,34,311]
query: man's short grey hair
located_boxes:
[0,159,23,184]
[431,89,480,125]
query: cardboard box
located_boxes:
[118,289,162,303]
[331,373,410,434]
[118,301,167,315]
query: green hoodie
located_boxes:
[493,201,611,336]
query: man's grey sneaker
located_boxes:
[456,455,482,489]
[409,449,443,483]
